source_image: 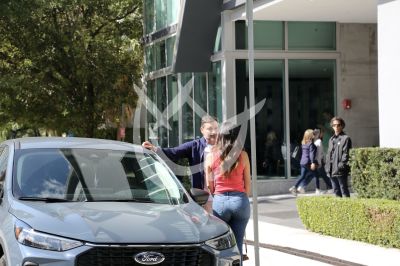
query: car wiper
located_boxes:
[18,197,74,203]
[94,198,154,203]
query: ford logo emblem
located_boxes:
[134,251,165,265]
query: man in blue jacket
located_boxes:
[142,115,218,190]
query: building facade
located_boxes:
[142,0,397,194]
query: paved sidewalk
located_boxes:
[242,194,400,266]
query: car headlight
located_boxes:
[14,220,83,251]
[205,229,237,250]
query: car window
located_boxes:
[13,148,187,204]
[14,151,70,198]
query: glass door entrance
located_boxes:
[235,59,335,179]
[288,60,335,176]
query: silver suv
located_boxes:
[0,137,240,265]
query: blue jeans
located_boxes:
[213,192,250,256]
[317,167,333,189]
[300,167,332,189]
[294,165,317,188]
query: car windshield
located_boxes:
[12,148,188,204]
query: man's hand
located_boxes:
[142,141,157,152]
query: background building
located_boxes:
[142,0,398,194]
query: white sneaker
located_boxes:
[297,187,305,194]
[327,189,334,194]
[289,186,297,196]
[315,189,325,195]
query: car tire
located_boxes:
[0,254,6,266]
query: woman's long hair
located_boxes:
[214,121,242,177]
[301,129,314,145]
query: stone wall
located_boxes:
[338,23,379,148]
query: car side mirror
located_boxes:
[189,188,209,206]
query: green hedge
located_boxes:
[350,148,400,200]
[297,196,400,248]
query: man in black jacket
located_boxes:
[325,117,352,197]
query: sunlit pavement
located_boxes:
[243,244,332,266]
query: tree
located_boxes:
[0,0,143,137]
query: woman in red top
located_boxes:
[205,121,251,257]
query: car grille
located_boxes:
[76,245,214,266]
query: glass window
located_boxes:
[166,36,175,67]
[146,80,157,143]
[145,0,178,34]
[155,40,166,70]
[167,75,179,147]
[194,73,208,138]
[145,45,154,73]
[155,0,167,31]
[288,22,336,50]
[235,20,284,50]
[235,20,247,50]
[288,59,335,176]
[144,0,155,34]
[156,78,168,147]
[236,59,285,179]
[208,62,222,122]
[181,73,194,142]
[254,21,284,50]
[13,148,187,204]
[167,0,180,25]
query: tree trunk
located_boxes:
[86,82,96,137]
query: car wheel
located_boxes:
[0,254,6,266]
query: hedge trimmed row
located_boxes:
[350,148,400,200]
[297,196,400,248]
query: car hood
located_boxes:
[9,201,228,244]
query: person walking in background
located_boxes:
[289,129,318,195]
[297,128,333,194]
[313,128,333,192]
[325,117,352,197]
[262,131,283,176]
[321,110,334,151]
[205,121,251,259]
[142,115,218,212]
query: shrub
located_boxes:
[297,196,400,248]
[350,148,400,200]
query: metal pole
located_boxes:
[246,1,260,265]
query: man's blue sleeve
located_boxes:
[159,140,194,161]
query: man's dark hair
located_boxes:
[330,116,346,129]
[201,115,218,126]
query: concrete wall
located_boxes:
[338,23,379,148]
[378,0,400,148]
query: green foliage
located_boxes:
[297,148,400,248]
[350,148,400,200]
[0,0,143,137]
[297,196,400,248]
